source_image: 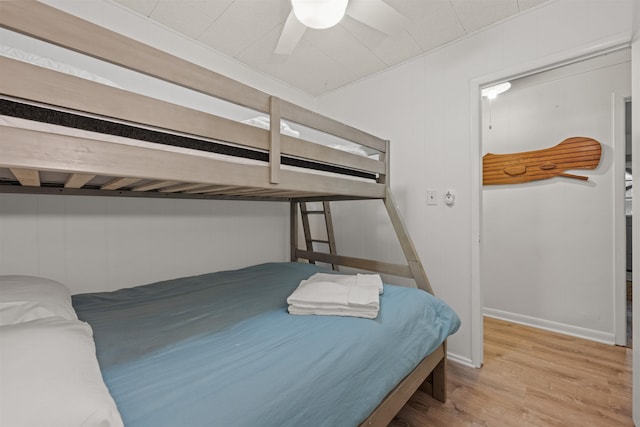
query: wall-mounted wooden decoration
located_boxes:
[483,137,602,185]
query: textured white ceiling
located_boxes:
[113,0,550,96]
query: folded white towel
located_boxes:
[287,304,378,319]
[306,273,384,294]
[287,273,383,319]
[287,281,378,309]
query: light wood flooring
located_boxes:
[390,317,633,426]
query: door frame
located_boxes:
[614,93,631,347]
[468,35,631,368]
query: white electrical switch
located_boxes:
[426,190,438,205]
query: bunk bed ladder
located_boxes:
[298,201,339,271]
[291,192,434,296]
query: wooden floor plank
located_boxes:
[389,317,633,426]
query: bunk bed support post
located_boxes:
[269,96,281,184]
[431,340,447,402]
[290,201,298,262]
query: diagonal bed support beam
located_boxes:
[383,188,434,294]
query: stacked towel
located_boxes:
[287,273,383,319]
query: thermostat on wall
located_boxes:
[444,190,455,206]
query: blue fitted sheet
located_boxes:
[72,262,460,427]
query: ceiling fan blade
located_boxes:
[275,10,307,55]
[346,0,406,35]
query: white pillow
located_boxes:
[0,317,124,427]
[0,275,78,326]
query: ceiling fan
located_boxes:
[275,0,407,55]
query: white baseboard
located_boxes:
[446,352,475,368]
[483,308,616,345]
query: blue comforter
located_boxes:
[72,262,460,427]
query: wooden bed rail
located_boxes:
[0,57,385,179]
[0,123,385,200]
[294,249,414,279]
[359,343,446,426]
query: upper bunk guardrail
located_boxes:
[0,57,384,179]
[0,0,388,181]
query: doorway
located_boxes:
[479,49,631,346]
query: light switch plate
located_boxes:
[426,190,438,205]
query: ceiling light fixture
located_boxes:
[291,0,349,29]
[482,82,511,100]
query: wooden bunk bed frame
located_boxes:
[0,2,447,425]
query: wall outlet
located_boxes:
[426,190,438,205]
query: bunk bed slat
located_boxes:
[182,185,229,194]
[131,181,178,192]
[64,173,95,189]
[101,177,141,190]
[158,183,210,193]
[202,186,254,195]
[9,167,39,187]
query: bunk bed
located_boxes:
[0,2,460,426]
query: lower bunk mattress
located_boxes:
[72,262,461,427]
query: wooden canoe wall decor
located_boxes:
[483,137,602,185]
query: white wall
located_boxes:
[481,51,630,343]
[316,0,636,365]
[0,194,288,294]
